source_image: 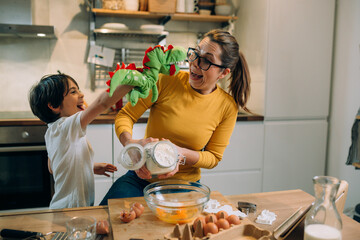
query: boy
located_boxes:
[29,73,132,209]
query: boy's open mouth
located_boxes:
[77,104,84,110]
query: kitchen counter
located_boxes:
[0,111,264,126]
[0,190,358,240]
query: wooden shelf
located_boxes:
[93,29,168,42]
[92,8,237,22]
[94,28,168,37]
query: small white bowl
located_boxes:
[215,4,232,16]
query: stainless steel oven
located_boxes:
[0,125,53,211]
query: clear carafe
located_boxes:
[304,176,342,240]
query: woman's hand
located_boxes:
[157,140,185,179]
[125,137,159,147]
[94,163,118,177]
[135,164,152,179]
[128,137,159,179]
[157,161,180,179]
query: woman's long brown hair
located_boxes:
[204,29,251,112]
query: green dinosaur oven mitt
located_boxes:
[107,45,187,106]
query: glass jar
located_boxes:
[118,140,179,175]
[102,0,125,10]
[304,176,342,240]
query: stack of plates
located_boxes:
[100,23,129,30]
[140,24,164,33]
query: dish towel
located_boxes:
[346,107,360,169]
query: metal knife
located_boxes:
[0,228,43,239]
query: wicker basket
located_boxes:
[148,0,176,13]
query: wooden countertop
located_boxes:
[0,111,263,126]
[0,190,359,240]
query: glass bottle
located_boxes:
[304,176,342,240]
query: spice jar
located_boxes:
[118,140,181,175]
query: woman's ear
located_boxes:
[48,103,61,114]
[218,68,231,80]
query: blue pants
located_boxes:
[99,171,150,206]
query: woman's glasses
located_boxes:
[187,48,227,71]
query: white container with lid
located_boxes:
[118,140,179,175]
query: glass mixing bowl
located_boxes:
[143,180,210,224]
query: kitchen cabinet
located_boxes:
[201,122,264,195]
[263,0,334,120]
[236,0,334,119]
[263,0,334,193]
[262,120,328,194]
[236,0,335,194]
[87,124,114,205]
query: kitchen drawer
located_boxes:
[94,178,113,206]
[262,120,327,194]
[87,124,113,179]
[201,171,262,196]
[202,122,264,172]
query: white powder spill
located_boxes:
[204,199,247,218]
[255,209,277,225]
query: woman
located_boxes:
[100,29,251,205]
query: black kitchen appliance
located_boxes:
[0,125,53,211]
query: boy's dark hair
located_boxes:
[29,74,79,123]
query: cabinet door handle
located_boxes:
[0,146,46,152]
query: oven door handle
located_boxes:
[0,146,46,152]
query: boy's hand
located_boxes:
[94,163,118,177]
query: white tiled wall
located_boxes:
[0,0,264,115]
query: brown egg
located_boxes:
[132,202,145,212]
[203,222,219,235]
[96,220,110,234]
[131,202,145,218]
[131,206,142,218]
[205,214,218,223]
[193,216,206,230]
[216,218,230,230]
[227,215,241,225]
[118,209,136,223]
[216,210,228,219]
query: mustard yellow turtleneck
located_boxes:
[115,71,238,182]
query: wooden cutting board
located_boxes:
[108,191,255,240]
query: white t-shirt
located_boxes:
[45,111,94,209]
